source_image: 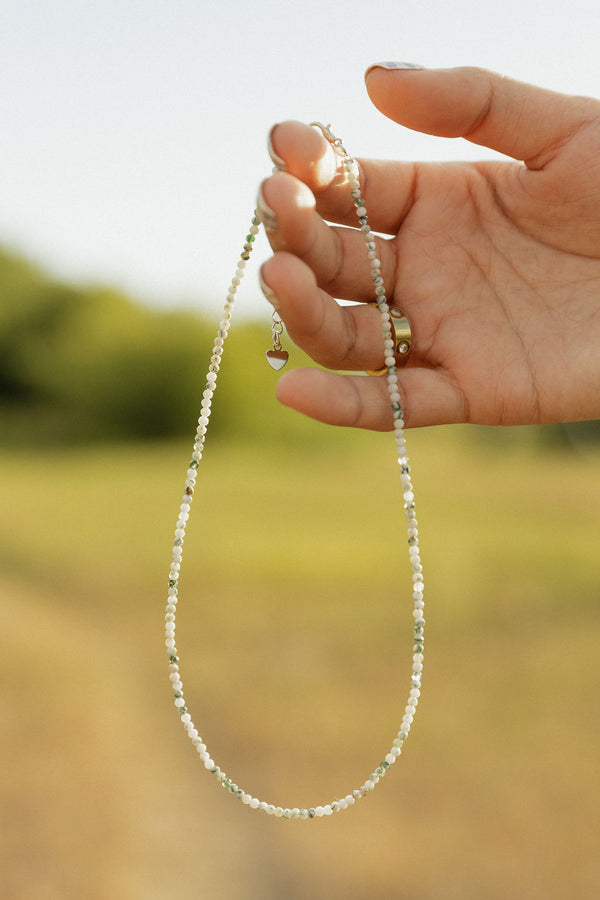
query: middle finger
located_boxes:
[258,172,397,304]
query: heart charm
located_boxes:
[266,349,289,371]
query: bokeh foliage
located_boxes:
[1,244,598,450]
[0,246,311,445]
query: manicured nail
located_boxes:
[259,269,280,310]
[257,184,278,233]
[267,125,288,173]
[365,61,425,76]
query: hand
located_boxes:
[258,66,600,430]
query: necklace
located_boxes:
[164,124,425,819]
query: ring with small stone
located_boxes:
[366,305,412,376]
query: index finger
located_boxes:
[269,120,416,235]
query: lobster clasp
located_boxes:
[310,122,349,157]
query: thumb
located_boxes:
[364,63,599,168]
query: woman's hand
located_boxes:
[258,65,600,430]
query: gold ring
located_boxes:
[366,305,412,376]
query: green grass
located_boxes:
[1,427,599,899]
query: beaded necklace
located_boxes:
[164,125,425,819]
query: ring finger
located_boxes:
[260,251,399,373]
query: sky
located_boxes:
[1,0,600,318]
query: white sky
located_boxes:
[1,0,599,316]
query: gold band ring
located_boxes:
[366,305,412,376]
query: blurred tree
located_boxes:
[0,245,597,448]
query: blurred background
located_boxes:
[1,1,599,898]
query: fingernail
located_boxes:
[365,61,425,76]
[259,268,280,309]
[257,183,278,233]
[267,125,288,173]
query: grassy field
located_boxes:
[1,424,599,899]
